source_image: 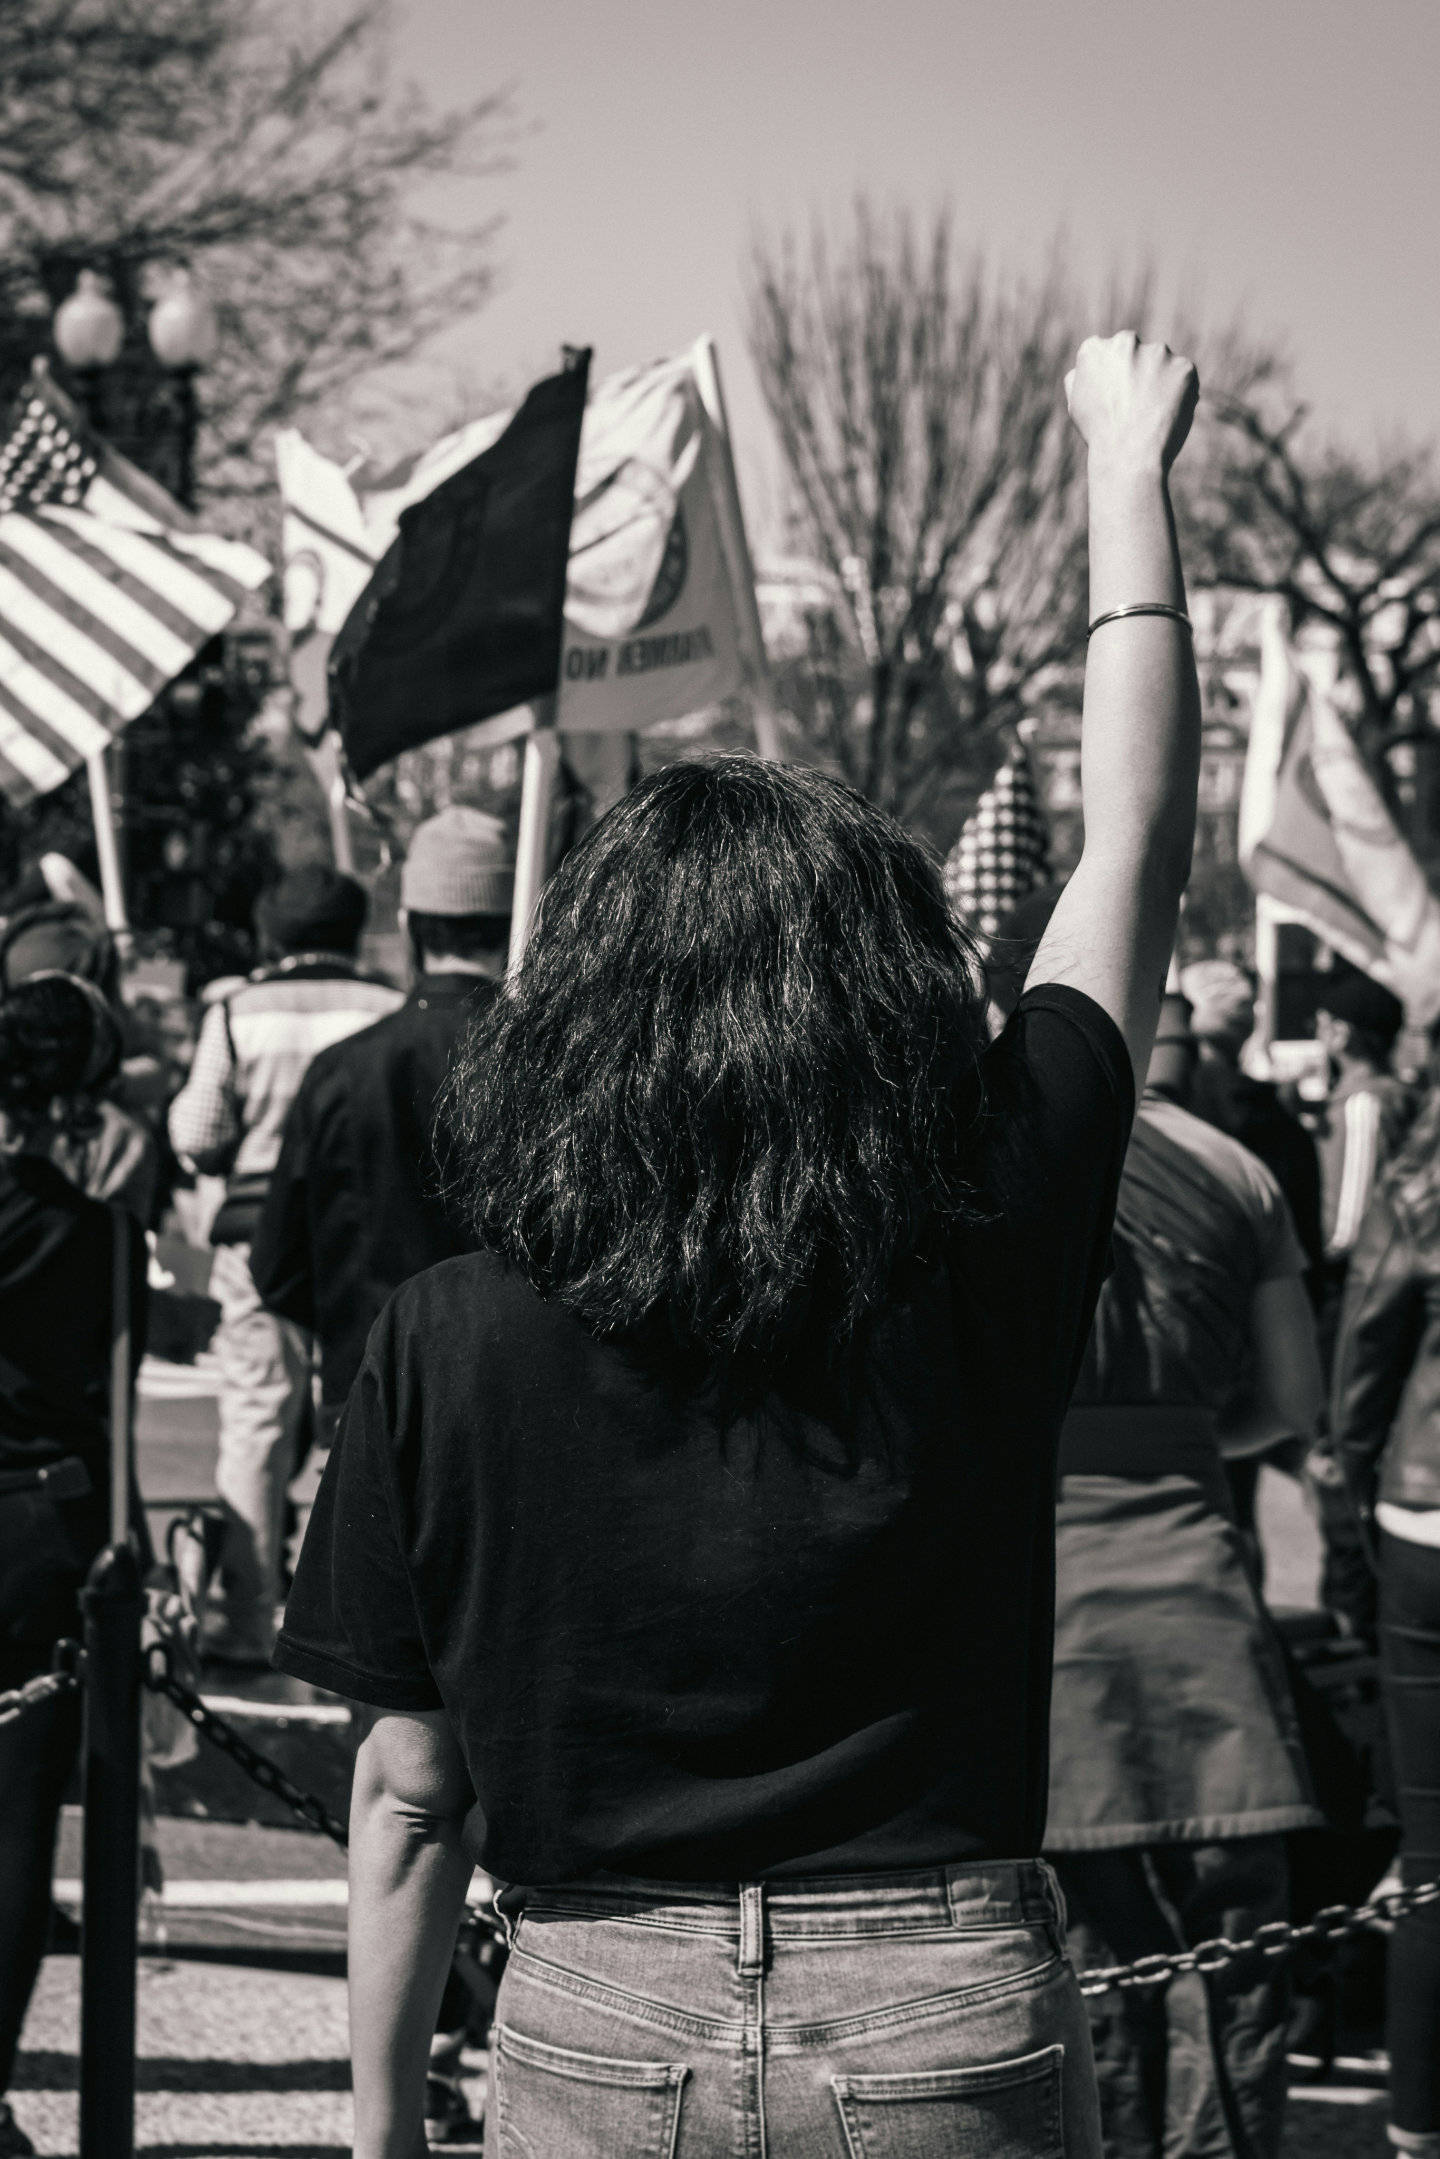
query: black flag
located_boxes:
[330,349,590,778]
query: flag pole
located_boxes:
[508,345,590,974]
[692,337,781,761]
[1253,892,1279,1069]
[508,701,561,975]
[86,751,131,949]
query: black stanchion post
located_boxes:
[78,1538,142,2159]
[79,1206,140,2157]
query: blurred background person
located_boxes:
[1180,957,1323,1283]
[0,900,157,1227]
[1311,967,1414,1358]
[168,865,400,1666]
[252,809,513,2139]
[1331,1084,1440,2159]
[1027,973,1324,2159]
[0,974,147,2159]
[253,814,509,1574]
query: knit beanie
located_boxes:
[401,807,514,917]
[1179,958,1255,1042]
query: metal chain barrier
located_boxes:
[142,1645,349,1848]
[0,1638,83,1730]
[1077,1874,1440,1994]
[34,1632,1425,1997]
[0,1661,82,1729]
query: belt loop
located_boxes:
[492,1881,523,1948]
[738,1883,764,1975]
[1038,1858,1069,1938]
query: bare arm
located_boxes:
[1027,334,1202,1082]
[348,1709,474,2159]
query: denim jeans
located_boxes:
[487,1859,1101,2158]
[1379,1529,1440,2137]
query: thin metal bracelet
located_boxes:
[1086,602,1192,639]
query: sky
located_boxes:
[390,0,1440,546]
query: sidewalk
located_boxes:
[10,1948,1387,2159]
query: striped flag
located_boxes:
[0,364,270,807]
[943,738,1051,936]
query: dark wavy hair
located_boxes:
[442,757,990,1382]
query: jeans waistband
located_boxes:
[497,1859,1064,1940]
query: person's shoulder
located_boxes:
[230,963,401,1016]
[1142,1098,1283,1214]
[385,1249,542,1335]
[993,982,1135,1108]
[362,1252,552,1400]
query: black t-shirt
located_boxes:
[277,985,1133,1883]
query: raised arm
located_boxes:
[1026,333,1202,1082]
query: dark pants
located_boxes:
[1055,1837,1290,2159]
[0,1649,81,2095]
[1380,1529,1440,2137]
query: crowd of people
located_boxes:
[0,331,1436,2159]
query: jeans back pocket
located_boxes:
[832,2041,1065,2159]
[493,2022,688,2159]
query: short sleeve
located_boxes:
[978,983,1136,1233]
[954,983,1136,1411]
[274,1319,442,1711]
[1251,1168,1309,1286]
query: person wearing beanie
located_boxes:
[248,811,511,2139]
[168,864,402,1666]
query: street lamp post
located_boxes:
[51,266,219,933]
[51,269,125,432]
[143,271,218,513]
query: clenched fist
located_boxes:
[1065,333,1199,476]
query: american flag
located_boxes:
[0,364,270,807]
[942,737,1051,937]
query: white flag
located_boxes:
[556,344,754,731]
[1240,602,1440,1026]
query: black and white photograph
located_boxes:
[0,3,1438,2154]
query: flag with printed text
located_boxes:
[277,339,758,754]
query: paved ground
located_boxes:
[6,1360,1388,2154]
[10,1948,1387,2159]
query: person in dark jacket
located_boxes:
[1331,1088,1440,2159]
[0,975,147,2159]
[252,808,512,1470]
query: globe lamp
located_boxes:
[147,273,218,370]
[53,271,125,370]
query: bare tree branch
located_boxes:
[0,0,509,534]
[747,204,1121,827]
